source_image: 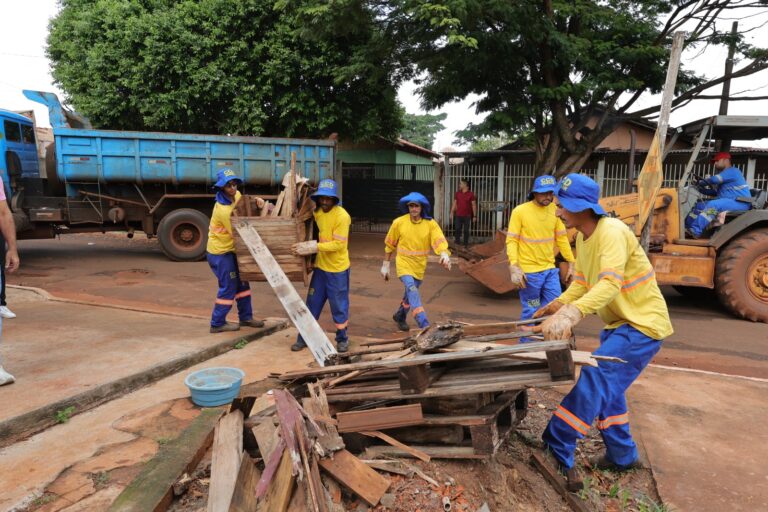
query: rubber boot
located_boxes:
[589,454,642,472]
[210,322,241,333]
[393,313,409,332]
[336,340,349,353]
[291,339,307,352]
[240,318,265,328]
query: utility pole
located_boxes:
[716,21,738,153]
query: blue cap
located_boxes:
[528,175,557,199]
[554,173,606,216]
[311,178,340,203]
[398,192,432,220]
[214,168,242,189]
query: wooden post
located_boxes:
[639,31,685,251]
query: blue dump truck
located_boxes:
[0,90,335,261]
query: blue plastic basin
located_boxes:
[184,367,245,407]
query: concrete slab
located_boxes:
[0,287,287,446]
[631,366,768,511]
[1,326,312,511]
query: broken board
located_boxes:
[235,221,336,366]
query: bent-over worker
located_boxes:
[530,173,673,490]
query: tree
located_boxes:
[400,112,446,149]
[382,0,768,175]
[46,0,402,140]
[469,134,516,153]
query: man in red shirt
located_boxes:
[449,179,477,247]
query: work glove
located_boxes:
[291,240,318,256]
[509,264,527,289]
[564,262,575,286]
[532,303,583,340]
[439,252,452,271]
[381,260,391,281]
[532,299,564,319]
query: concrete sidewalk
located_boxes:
[630,365,768,511]
[0,287,287,446]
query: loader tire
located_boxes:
[715,230,768,323]
[157,208,209,262]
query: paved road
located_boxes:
[10,232,768,378]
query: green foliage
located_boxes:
[400,112,446,149]
[383,0,766,172]
[92,471,110,488]
[47,0,403,140]
[468,133,516,152]
[55,406,75,424]
[234,338,248,349]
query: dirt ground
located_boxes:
[81,388,660,512]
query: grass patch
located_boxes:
[234,339,248,349]
[55,406,76,424]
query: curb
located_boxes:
[0,319,289,449]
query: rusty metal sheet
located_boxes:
[458,252,516,294]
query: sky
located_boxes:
[2,1,767,151]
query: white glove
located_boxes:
[534,303,583,340]
[439,252,451,271]
[381,260,390,281]
[291,240,318,256]
[509,264,527,289]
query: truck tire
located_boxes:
[715,230,768,323]
[44,142,66,195]
[157,209,209,262]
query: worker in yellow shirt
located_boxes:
[382,192,451,331]
[506,175,575,341]
[206,169,265,333]
[290,179,351,353]
[530,173,673,491]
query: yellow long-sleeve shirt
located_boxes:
[558,217,673,340]
[506,201,575,273]
[206,191,242,255]
[384,214,449,280]
[314,205,351,273]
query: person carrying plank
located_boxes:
[506,174,575,342]
[206,168,265,333]
[290,179,352,353]
[382,192,451,331]
[530,173,673,491]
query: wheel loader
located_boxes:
[458,115,768,323]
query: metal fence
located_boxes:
[343,164,435,233]
[442,154,768,243]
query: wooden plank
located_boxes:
[228,451,260,512]
[208,410,244,512]
[235,221,336,366]
[253,421,279,463]
[261,449,295,512]
[530,452,591,512]
[272,191,285,217]
[324,348,414,388]
[318,449,389,506]
[461,318,548,337]
[359,430,430,462]
[286,479,308,512]
[398,365,431,395]
[363,444,487,460]
[281,341,568,379]
[336,404,423,433]
[108,408,224,512]
[546,348,575,381]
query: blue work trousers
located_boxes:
[518,268,561,343]
[207,252,253,327]
[542,324,662,469]
[685,198,749,237]
[394,275,429,328]
[297,268,350,345]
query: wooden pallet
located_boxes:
[233,217,312,283]
[359,391,527,459]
